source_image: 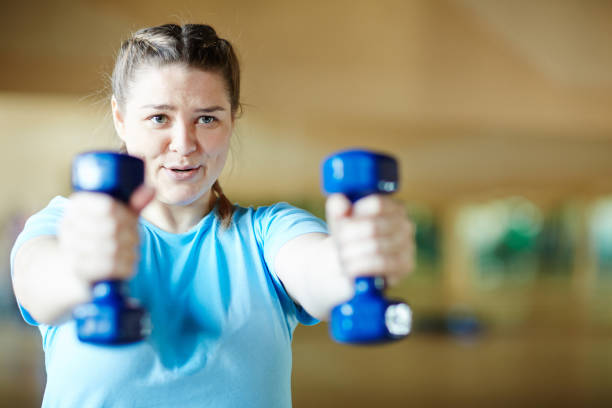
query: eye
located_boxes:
[150,114,168,124]
[197,116,216,125]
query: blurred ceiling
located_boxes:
[2,0,612,203]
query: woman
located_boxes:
[11,24,414,407]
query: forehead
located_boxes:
[125,64,229,108]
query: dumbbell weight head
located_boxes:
[322,149,398,203]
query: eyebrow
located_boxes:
[139,104,226,113]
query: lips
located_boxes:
[162,165,203,181]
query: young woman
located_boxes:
[11,24,414,407]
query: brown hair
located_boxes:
[112,23,239,228]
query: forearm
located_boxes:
[275,234,353,321]
[12,236,91,325]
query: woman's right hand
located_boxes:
[58,186,155,287]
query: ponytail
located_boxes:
[212,180,234,228]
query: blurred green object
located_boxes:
[406,204,441,276]
[536,205,576,276]
[460,197,542,285]
[591,198,612,277]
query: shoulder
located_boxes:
[245,202,328,240]
[10,195,69,272]
[23,195,69,229]
[48,195,70,206]
[231,202,323,226]
[253,202,317,220]
[39,195,69,213]
[229,202,298,223]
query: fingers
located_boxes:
[339,227,411,261]
[66,244,139,281]
[333,216,399,243]
[325,193,352,234]
[62,195,137,235]
[327,194,416,285]
[337,220,415,282]
[352,194,405,217]
[60,218,139,257]
[130,185,155,214]
[59,192,143,284]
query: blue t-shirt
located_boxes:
[10,196,328,407]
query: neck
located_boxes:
[141,190,216,233]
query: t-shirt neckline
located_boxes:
[139,204,219,238]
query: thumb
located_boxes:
[129,185,156,214]
[325,193,352,234]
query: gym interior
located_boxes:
[2,1,612,407]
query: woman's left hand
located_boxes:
[325,193,416,286]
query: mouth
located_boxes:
[162,165,203,181]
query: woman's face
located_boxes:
[112,64,233,206]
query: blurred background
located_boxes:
[2,0,612,406]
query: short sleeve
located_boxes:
[254,202,328,325]
[9,196,68,325]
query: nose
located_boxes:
[168,120,197,155]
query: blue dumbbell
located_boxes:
[322,149,412,344]
[71,151,148,344]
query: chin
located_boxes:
[162,187,209,206]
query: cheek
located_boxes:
[210,139,231,169]
[124,124,166,158]
[207,137,230,156]
[203,126,232,154]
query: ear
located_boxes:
[111,95,126,142]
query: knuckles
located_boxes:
[70,246,138,281]
[352,195,405,217]
[60,194,140,283]
[332,206,416,282]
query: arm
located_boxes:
[274,194,415,321]
[12,236,91,324]
[274,232,351,321]
[11,187,154,325]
